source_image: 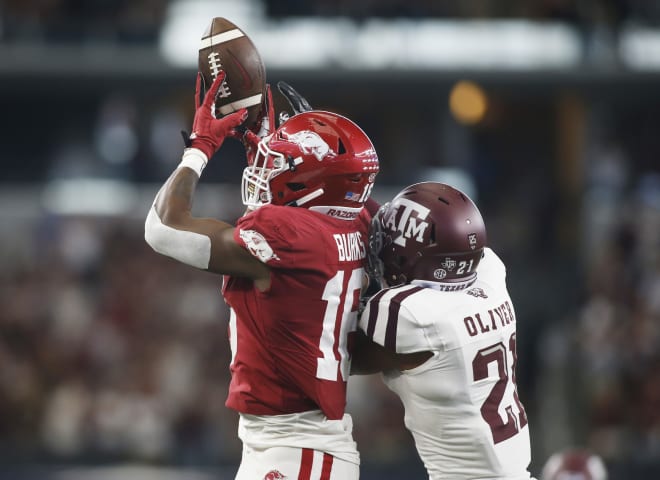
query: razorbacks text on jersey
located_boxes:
[224,204,370,421]
[359,248,532,480]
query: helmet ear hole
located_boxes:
[429,227,436,243]
[337,138,346,154]
[286,182,306,192]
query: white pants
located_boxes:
[235,411,360,479]
[235,444,359,480]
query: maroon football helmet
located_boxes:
[241,110,379,217]
[541,449,608,480]
[369,182,486,287]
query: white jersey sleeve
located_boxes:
[358,248,532,480]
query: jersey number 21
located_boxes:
[472,332,528,444]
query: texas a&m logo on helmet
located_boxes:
[382,198,430,247]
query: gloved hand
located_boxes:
[277,81,312,115]
[189,70,248,160]
[233,83,275,165]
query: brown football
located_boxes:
[198,17,266,128]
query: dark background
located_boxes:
[1,1,659,479]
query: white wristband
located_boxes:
[178,148,209,177]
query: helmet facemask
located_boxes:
[241,135,294,209]
[366,203,388,283]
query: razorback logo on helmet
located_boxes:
[263,470,287,480]
[239,229,281,263]
[383,198,430,247]
[283,130,335,161]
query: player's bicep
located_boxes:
[145,206,268,280]
[351,329,398,375]
[206,222,270,279]
[351,329,432,375]
[171,215,270,279]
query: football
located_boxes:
[198,17,267,129]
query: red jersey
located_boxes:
[223,204,371,420]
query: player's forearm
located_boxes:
[154,148,207,224]
[144,149,213,270]
[155,165,199,226]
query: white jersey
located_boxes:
[359,248,532,480]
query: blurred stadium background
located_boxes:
[1,0,659,479]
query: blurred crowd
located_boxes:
[1,0,169,44]
[3,0,660,45]
[1,0,660,478]
[0,216,243,465]
[572,171,660,464]
[265,0,659,27]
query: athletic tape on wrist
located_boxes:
[178,148,208,177]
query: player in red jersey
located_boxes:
[144,71,379,479]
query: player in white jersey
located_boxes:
[353,182,534,480]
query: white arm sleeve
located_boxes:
[144,204,212,269]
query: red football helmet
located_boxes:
[541,449,608,480]
[369,182,486,288]
[241,110,379,217]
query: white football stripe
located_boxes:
[217,94,263,114]
[309,450,324,479]
[199,29,244,49]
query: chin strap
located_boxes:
[286,188,325,207]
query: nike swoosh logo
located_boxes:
[228,50,253,90]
